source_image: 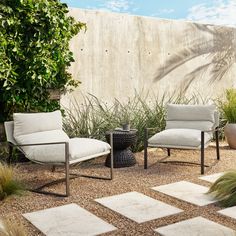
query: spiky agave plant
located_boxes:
[0,163,24,200]
[0,219,26,236]
[208,170,236,207]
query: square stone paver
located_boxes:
[218,206,236,219]
[23,203,116,236]
[199,172,224,183]
[152,181,216,206]
[95,191,183,223]
[154,216,235,236]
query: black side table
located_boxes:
[105,130,137,168]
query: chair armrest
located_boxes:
[8,141,70,162]
[145,127,160,135]
[144,127,160,145]
[8,141,69,147]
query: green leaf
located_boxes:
[0,0,86,121]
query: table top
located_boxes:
[106,129,137,135]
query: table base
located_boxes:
[105,148,136,168]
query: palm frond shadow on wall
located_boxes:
[154,23,236,93]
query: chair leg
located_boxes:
[144,128,148,169]
[144,145,148,169]
[215,129,220,160]
[201,131,205,175]
[167,148,171,156]
[65,142,70,197]
[51,165,56,172]
[110,132,114,180]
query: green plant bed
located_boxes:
[0,143,8,160]
[64,92,213,152]
[10,150,29,164]
[208,170,236,207]
[0,144,29,164]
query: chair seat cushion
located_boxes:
[14,130,70,163]
[69,138,111,161]
[148,129,211,149]
[14,131,111,163]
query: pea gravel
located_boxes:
[0,142,236,236]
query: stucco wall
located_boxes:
[62,8,236,106]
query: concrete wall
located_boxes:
[62,8,236,106]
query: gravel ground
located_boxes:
[1,142,236,236]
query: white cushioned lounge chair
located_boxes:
[144,104,220,174]
[4,110,113,197]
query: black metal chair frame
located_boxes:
[7,133,114,197]
[144,127,220,174]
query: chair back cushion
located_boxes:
[13,111,69,163]
[166,104,217,131]
[13,110,62,137]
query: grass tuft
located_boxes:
[0,163,24,201]
[0,219,26,236]
[208,170,236,207]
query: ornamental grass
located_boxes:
[0,219,26,236]
[208,170,236,207]
[64,92,211,152]
[0,163,24,201]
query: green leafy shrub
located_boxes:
[63,92,211,152]
[0,0,86,122]
[208,171,236,207]
[0,163,24,200]
[0,219,26,236]
[218,89,236,123]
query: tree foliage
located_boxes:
[0,0,86,122]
